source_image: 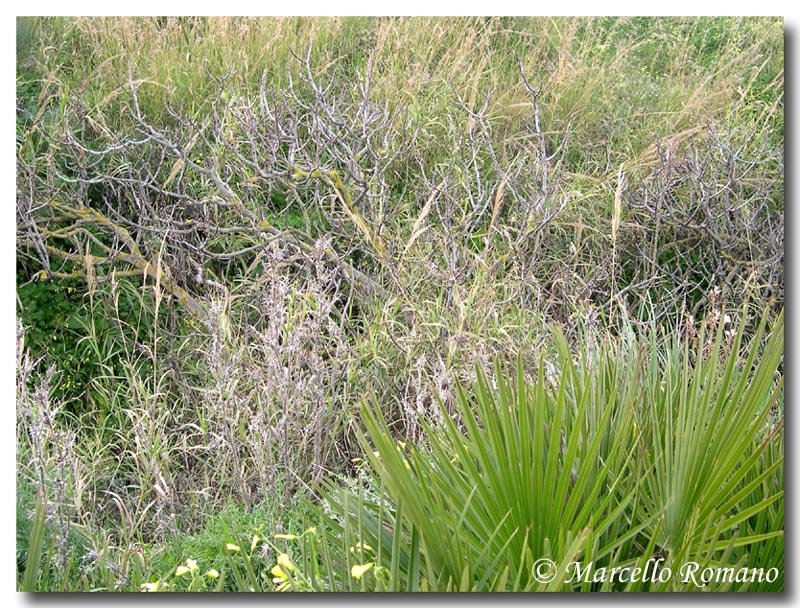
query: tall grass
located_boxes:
[16,16,782,592]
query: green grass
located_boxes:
[16,304,783,591]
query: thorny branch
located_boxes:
[17,49,782,333]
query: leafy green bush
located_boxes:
[17,273,158,416]
[313,307,783,591]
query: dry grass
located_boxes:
[16,16,783,590]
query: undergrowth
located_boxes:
[16,16,783,592]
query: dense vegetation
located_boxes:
[16,16,783,591]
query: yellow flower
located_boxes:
[351,563,374,579]
[205,569,220,579]
[250,535,260,551]
[225,543,240,552]
[349,541,374,554]
[304,527,317,536]
[277,553,295,572]
[270,553,297,591]
[271,565,289,582]
[140,581,161,592]
[274,533,299,541]
[186,558,198,572]
[176,565,191,577]
[271,565,291,591]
